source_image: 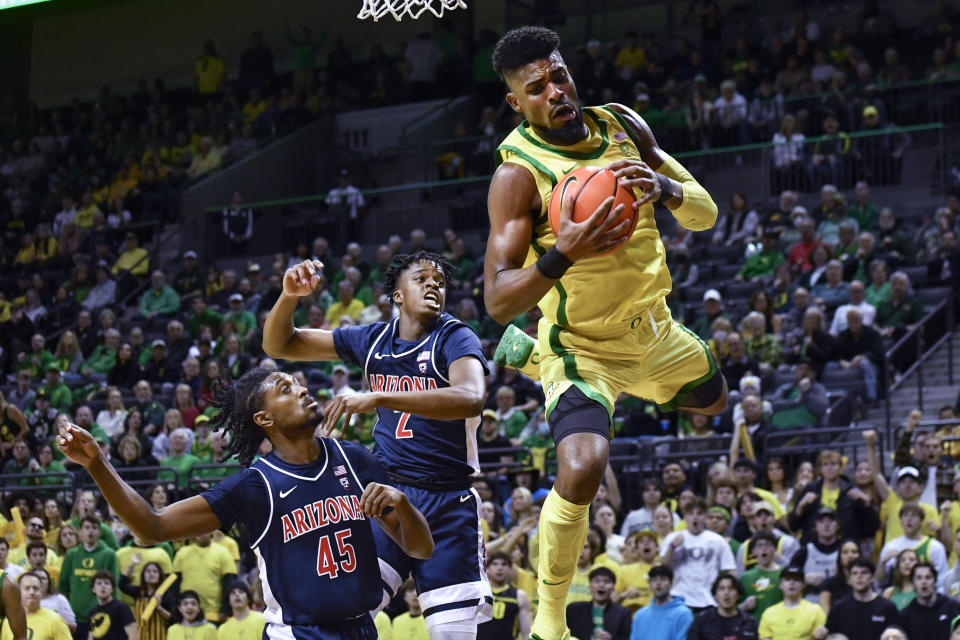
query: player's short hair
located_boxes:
[25,541,47,557]
[383,251,455,298]
[208,367,274,466]
[91,570,114,590]
[492,26,561,81]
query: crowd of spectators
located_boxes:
[1,2,960,639]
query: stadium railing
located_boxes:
[187,464,243,491]
[761,425,884,470]
[200,122,945,261]
[0,471,74,494]
[476,447,537,476]
[883,291,955,442]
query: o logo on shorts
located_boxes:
[631,317,643,329]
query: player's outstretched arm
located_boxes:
[360,483,433,560]
[484,163,629,324]
[320,356,486,435]
[605,103,718,231]
[2,573,26,640]
[57,423,221,544]
[263,259,340,362]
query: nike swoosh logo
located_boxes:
[279,486,298,498]
[460,494,471,502]
[561,164,578,175]
[542,578,567,586]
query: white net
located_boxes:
[357,0,467,21]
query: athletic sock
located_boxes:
[530,489,589,640]
[493,324,542,380]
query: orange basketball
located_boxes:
[547,166,638,256]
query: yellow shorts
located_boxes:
[537,297,717,421]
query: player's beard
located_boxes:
[533,104,587,146]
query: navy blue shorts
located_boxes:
[262,616,377,640]
[372,485,493,627]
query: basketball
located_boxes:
[547,166,638,255]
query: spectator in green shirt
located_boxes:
[366,244,392,287]
[188,297,222,339]
[59,515,119,631]
[876,271,925,341]
[284,18,325,96]
[739,531,783,620]
[17,333,55,378]
[847,181,879,231]
[138,271,181,319]
[223,294,257,342]
[37,366,72,412]
[81,329,120,382]
[159,428,201,489]
[495,385,528,443]
[343,267,373,306]
[737,229,785,281]
[865,259,893,308]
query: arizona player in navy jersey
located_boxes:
[55,368,433,640]
[263,252,492,640]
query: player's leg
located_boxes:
[369,519,414,615]
[678,367,728,415]
[411,486,492,640]
[531,386,610,640]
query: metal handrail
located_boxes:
[0,471,74,492]
[883,292,955,443]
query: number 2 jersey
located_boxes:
[333,313,488,484]
[201,438,385,628]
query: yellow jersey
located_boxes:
[1,606,71,640]
[216,611,265,640]
[495,106,671,339]
[167,622,218,640]
[374,611,393,639]
[615,561,653,610]
[172,543,235,622]
[758,600,826,640]
[881,494,940,542]
[392,612,429,640]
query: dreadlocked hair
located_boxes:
[492,26,561,81]
[383,251,456,297]
[208,368,273,467]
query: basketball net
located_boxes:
[357,0,466,21]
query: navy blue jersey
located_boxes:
[333,313,488,483]
[202,438,387,628]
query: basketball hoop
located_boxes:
[357,0,467,22]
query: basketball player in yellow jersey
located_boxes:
[484,27,728,640]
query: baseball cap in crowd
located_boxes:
[751,501,776,516]
[35,389,49,400]
[635,93,650,103]
[816,508,838,520]
[739,375,761,394]
[897,466,920,481]
[481,409,497,421]
[194,414,211,426]
[635,528,659,541]
[46,363,60,373]
[703,289,722,303]
[781,565,805,580]
[863,105,878,118]
[332,364,349,376]
[339,168,350,176]
[151,339,166,349]
[183,250,197,260]
[316,389,332,400]
[247,263,261,273]
[229,293,244,303]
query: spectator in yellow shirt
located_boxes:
[74,191,101,229]
[188,138,222,179]
[217,582,265,640]
[108,167,139,203]
[615,30,647,79]
[392,581,428,640]
[326,281,366,328]
[14,233,36,266]
[172,533,236,624]
[112,233,149,277]
[241,90,267,125]
[194,40,227,95]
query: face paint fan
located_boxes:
[357,0,466,21]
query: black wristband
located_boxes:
[656,173,676,202]
[536,245,574,279]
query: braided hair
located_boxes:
[383,251,455,298]
[208,367,274,467]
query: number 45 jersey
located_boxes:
[333,313,489,483]
[202,438,387,630]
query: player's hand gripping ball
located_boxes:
[547,166,638,256]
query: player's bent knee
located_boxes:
[680,371,728,415]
